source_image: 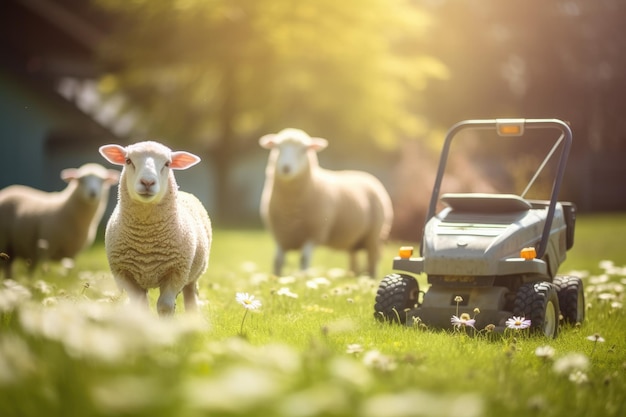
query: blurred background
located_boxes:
[1,0,625,241]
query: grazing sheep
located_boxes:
[0,163,120,278]
[259,128,394,277]
[99,141,212,316]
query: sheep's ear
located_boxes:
[106,169,120,183]
[60,168,79,183]
[99,145,127,166]
[170,151,201,170]
[309,137,328,152]
[259,134,277,149]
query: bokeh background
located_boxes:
[2,0,625,241]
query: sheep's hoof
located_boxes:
[157,307,175,317]
[157,300,176,317]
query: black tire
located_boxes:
[513,282,560,338]
[374,273,419,324]
[553,275,585,325]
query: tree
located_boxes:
[419,0,626,154]
[94,0,447,221]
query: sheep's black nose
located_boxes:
[281,165,291,175]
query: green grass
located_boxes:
[1,214,625,417]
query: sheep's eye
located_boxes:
[125,158,132,165]
[165,161,171,168]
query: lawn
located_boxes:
[0,213,624,417]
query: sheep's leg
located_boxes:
[300,241,315,272]
[36,238,49,276]
[349,251,359,275]
[157,282,179,317]
[366,241,381,278]
[182,281,199,313]
[115,275,149,308]
[274,246,285,276]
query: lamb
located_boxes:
[99,141,212,316]
[0,163,119,278]
[259,128,394,278]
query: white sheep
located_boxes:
[0,163,120,278]
[99,141,212,316]
[259,128,394,277]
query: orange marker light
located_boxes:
[496,120,524,136]
[520,247,537,260]
[398,246,414,259]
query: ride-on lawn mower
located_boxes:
[374,119,584,338]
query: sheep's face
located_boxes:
[126,150,170,203]
[259,129,328,181]
[99,141,201,204]
[273,139,311,180]
[78,175,111,202]
[61,163,120,203]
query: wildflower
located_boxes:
[586,333,605,343]
[535,345,556,360]
[0,280,31,312]
[363,350,397,372]
[346,344,364,354]
[587,332,605,356]
[568,370,589,385]
[589,274,609,284]
[505,316,531,330]
[276,287,298,299]
[484,324,496,333]
[236,292,262,310]
[33,280,53,295]
[598,293,616,301]
[306,277,331,289]
[327,268,348,279]
[451,313,476,328]
[598,259,614,271]
[236,292,261,335]
[278,275,296,285]
[453,295,464,316]
[61,257,75,270]
[553,353,589,375]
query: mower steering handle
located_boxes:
[423,118,572,259]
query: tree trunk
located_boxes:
[212,65,237,224]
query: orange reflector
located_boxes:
[520,247,537,260]
[496,120,524,136]
[398,246,414,259]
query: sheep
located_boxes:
[99,141,212,316]
[0,163,120,278]
[259,128,394,278]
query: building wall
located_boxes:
[0,67,51,189]
[0,67,222,236]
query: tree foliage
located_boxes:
[419,0,626,155]
[95,0,446,152]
